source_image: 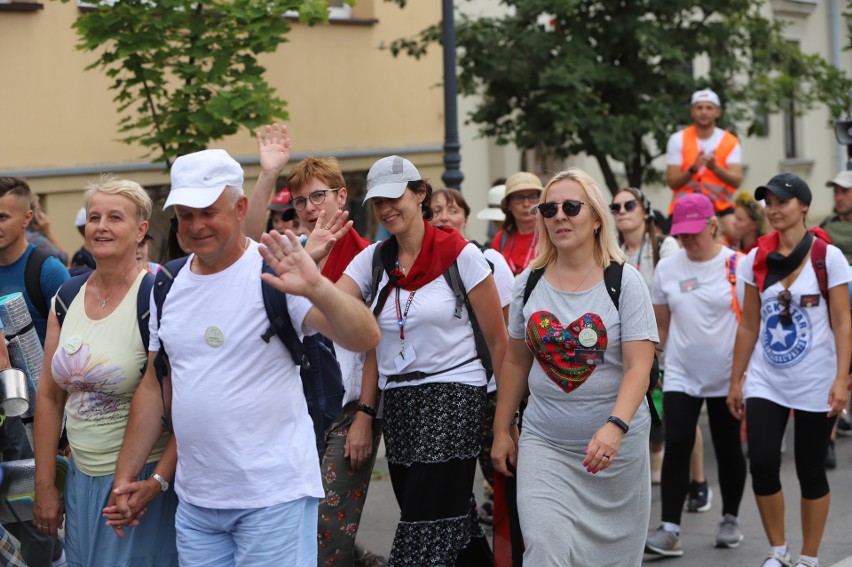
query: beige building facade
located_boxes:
[0,0,446,257]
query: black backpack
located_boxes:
[23,247,51,320]
[368,243,493,381]
[522,262,661,426]
[54,271,155,375]
[152,257,345,454]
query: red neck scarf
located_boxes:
[321,228,370,283]
[378,219,468,291]
[752,227,831,291]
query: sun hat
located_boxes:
[501,172,543,212]
[476,185,507,221]
[363,155,421,204]
[164,149,244,209]
[670,193,715,235]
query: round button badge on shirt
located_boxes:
[204,326,225,348]
[578,327,598,348]
[63,336,83,355]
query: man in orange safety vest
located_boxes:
[666,89,743,238]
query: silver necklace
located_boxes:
[559,263,596,292]
[93,272,130,309]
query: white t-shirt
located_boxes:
[483,247,514,393]
[149,241,324,509]
[344,242,491,391]
[666,127,742,168]
[624,234,679,292]
[652,247,745,397]
[737,245,851,411]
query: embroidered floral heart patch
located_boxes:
[525,311,608,393]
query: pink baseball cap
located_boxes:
[670,193,714,235]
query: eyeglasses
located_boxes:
[537,200,585,218]
[292,189,340,211]
[609,200,639,215]
[509,193,541,205]
[777,289,793,327]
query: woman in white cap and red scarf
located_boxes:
[338,155,507,565]
[492,172,543,275]
[727,173,851,567]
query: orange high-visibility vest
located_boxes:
[670,125,739,214]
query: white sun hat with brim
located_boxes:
[164,149,244,210]
[476,185,507,221]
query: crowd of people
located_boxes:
[0,87,849,567]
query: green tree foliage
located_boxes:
[60,0,330,168]
[389,0,851,191]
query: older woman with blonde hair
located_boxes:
[492,168,658,566]
[33,177,178,566]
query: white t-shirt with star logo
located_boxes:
[738,244,850,411]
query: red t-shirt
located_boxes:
[491,229,536,275]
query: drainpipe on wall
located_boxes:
[830,0,845,172]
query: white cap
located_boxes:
[476,185,506,221]
[164,149,244,209]
[691,89,721,107]
[74,207,87,228]
[826,171,852,189]
[363,155,421,204]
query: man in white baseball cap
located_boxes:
[665,88,743,238]
[111,148,379,565]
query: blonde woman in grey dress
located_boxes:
[492,169,658,566]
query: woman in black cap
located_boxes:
[727,173,851,567]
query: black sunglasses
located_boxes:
[609,200,639,214]
[537,200,585,218]
[777,289,793,327]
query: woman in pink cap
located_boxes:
[644,192,747,558]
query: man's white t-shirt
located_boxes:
[652,247,745,397]
[344,242,491,391]
[737,245,851,411]
[666,127,742,168]
[149,241,324,509]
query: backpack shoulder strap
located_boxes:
[54,272,92,327]
[260,261,304,366]
[443,261,466,319]
[811,237,829,301]
[603,261,624,309]
[369,243,398,316]
[443,260,493,379]
[522,268,545,306]
[810,237,831,327]
[152,256,188,433]
[726,252,743,321]
[136,272,154,353]
[24,246,50,319]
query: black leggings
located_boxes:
[661,393,747,525]
[746,397,836,499]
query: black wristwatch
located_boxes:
[607,415,629,434]
[688,165,698,174]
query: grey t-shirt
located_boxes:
[509,264,658,447]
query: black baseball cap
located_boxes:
[755,173,812,205]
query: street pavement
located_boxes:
[357,413,852,566]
